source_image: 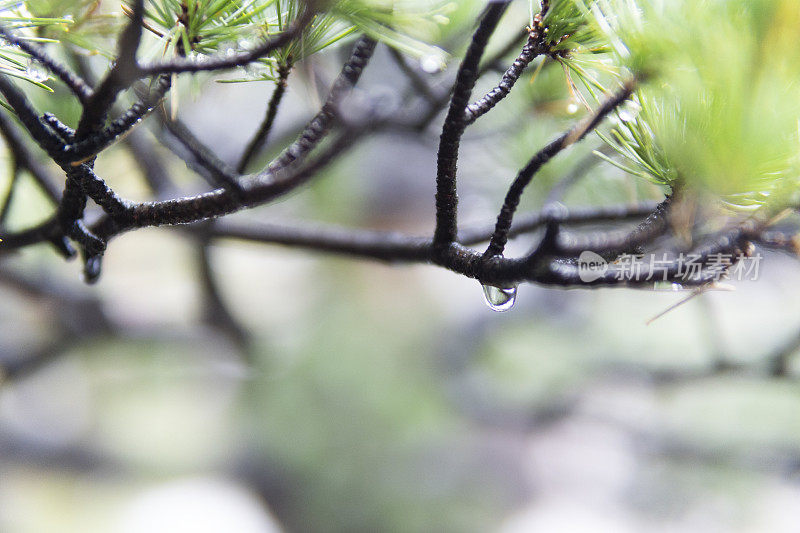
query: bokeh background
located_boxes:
[2,2,800,532]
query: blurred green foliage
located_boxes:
[581,0,800,207]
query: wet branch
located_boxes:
[238,61,293,174]
[484,79,637,258]
[434,2,510,249]
[0,1,791,298]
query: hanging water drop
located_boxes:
[83,254,103,284]
[481,283,518,312]
[26,58,47,82]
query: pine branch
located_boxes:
[136,7,315,77]
[484,79,636,258]
[264,35,377,175]
[237,61,293,174]
[76,0,146,136]
[160,113,243,194]
[463,33,545,126]
[0,26,93,103]
[433,2,510,249]
[0,112,61,202]
[0,76,64,153]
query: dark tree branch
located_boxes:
[196,229,251,349]
[265,35,377,174]
[41,113,76,141]
[76,0,146,136]
[61,75,172,163]
[433,2,510,249]
[0,76,64,153]
[0,1,788,303]
[77,127,366,246]
[62,164,131,218]
[160,113,243,193]
[0,112,61,202]
[136,7,315,77]
[238,61,293,174]
[484,79,637,258]
[411,27,530,133]
[464,33,544,125]
[210,201,660,263]
[556,193,672,256]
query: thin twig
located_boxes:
[0,161,20,225]
[237,61,293,174]
[264,35,377,175]
[464,33,544,125]
[0,76,64,153]
[61,75,172,163]
[161,113,243,193]
[136,7,315,77]
[0,112,61,202]
[484,79,636,258]
[210,201,660,263]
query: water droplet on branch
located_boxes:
[220,41,236,57]
[26,58,48,82]
[481,284,518,312]
[83,254,103,284]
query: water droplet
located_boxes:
[26,58,48,82]
[83,254,102,284]
[481,283,518,312]
[617,100,641,122]
[219,41,236,57]
[420,54,445,74]
[566,102,579,115]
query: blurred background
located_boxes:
[2,2,800,532]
